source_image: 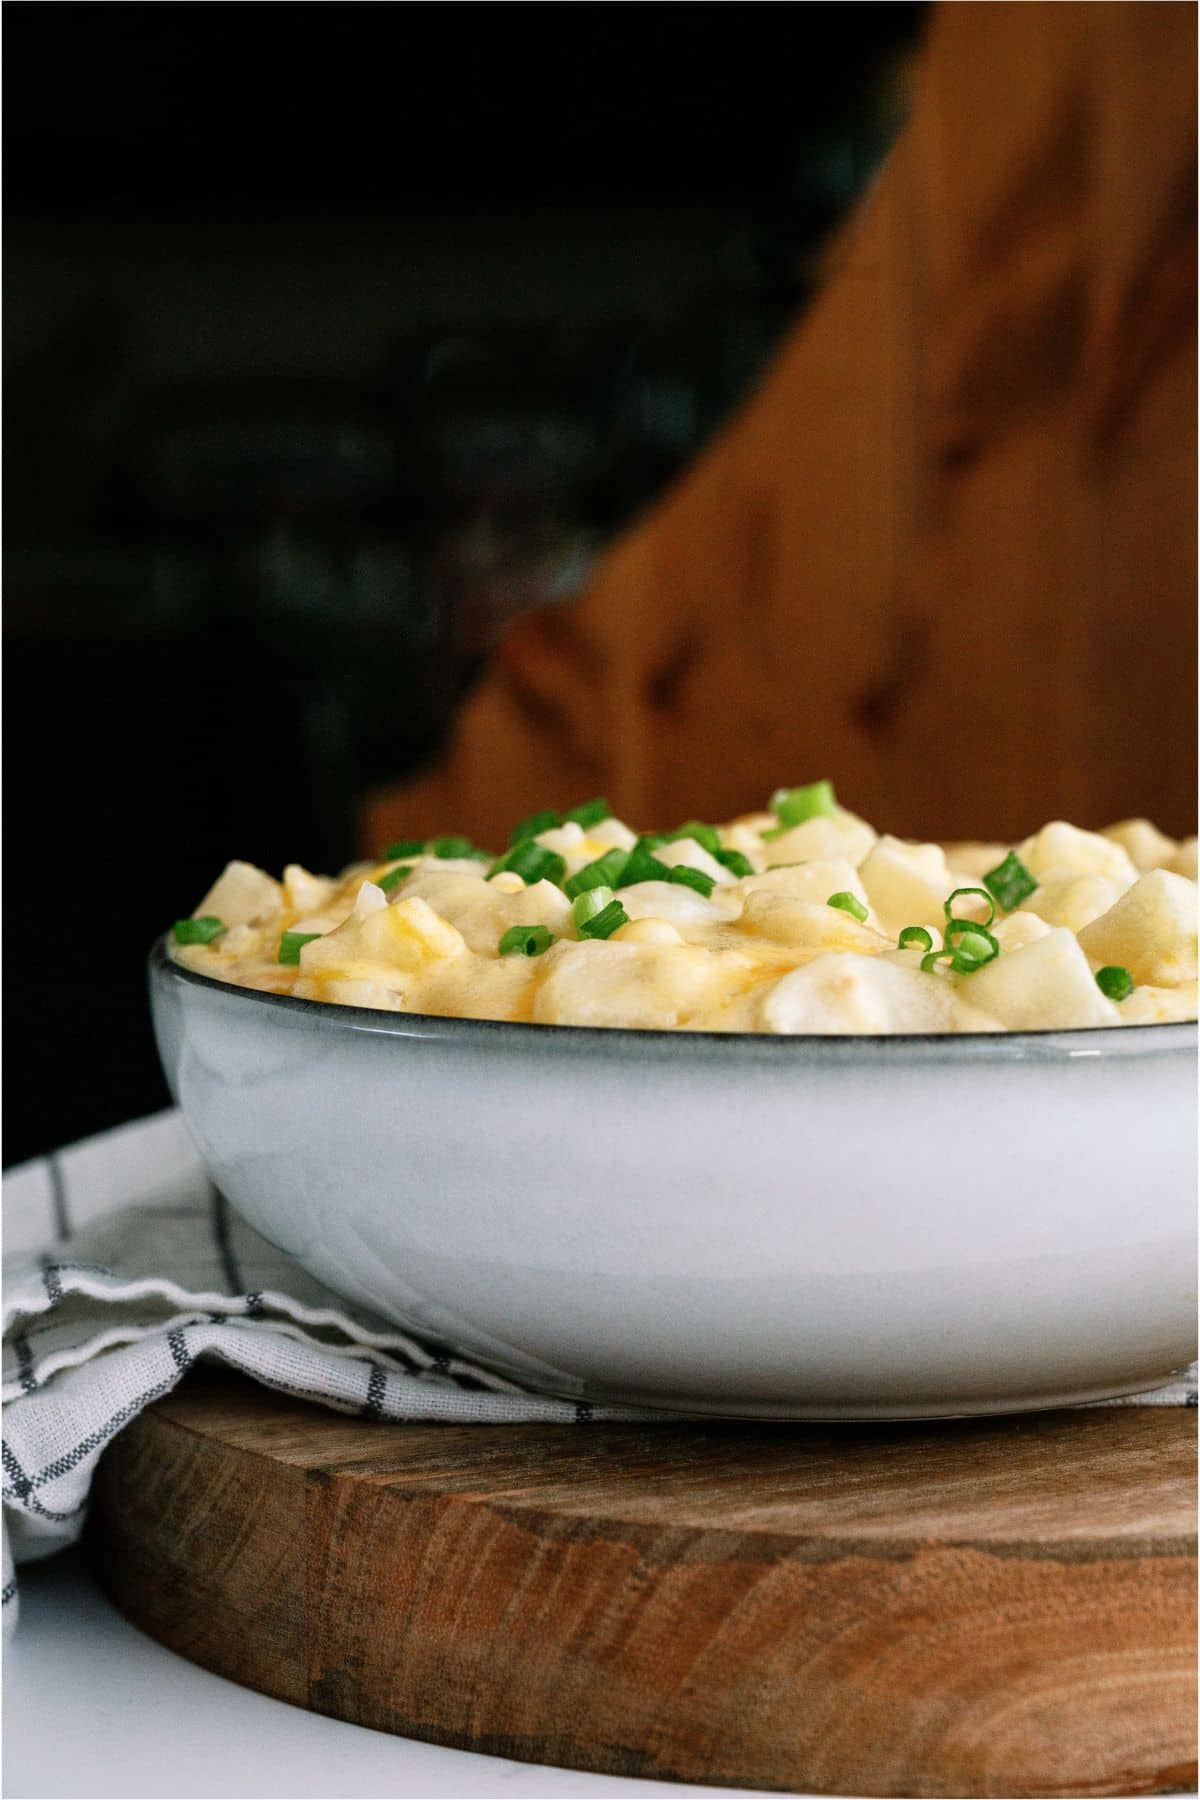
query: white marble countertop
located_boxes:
[5,1552,789,1800]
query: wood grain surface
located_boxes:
[89,1372,1197,1797]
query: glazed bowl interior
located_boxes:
[150,939,1198,1420]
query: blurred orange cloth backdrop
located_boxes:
[366,0,1197,852]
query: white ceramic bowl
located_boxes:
[150,941,1197,1419]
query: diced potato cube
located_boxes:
[739,857,870,913]
[418,953,541,1023]
[403,869,571,953]
[990,910,1054,953]
[1017,821,1137,886]
[858,836,955,934]
[196,860,283,927]
[363,897,468,961]
[352,881,388,918]
[1025,874,1129,933]
[760,811,876,868]
[1101,819,1179,872]
[759,953,999,1034]
[938,842,1010,880]
[532,940,734,1029]
[1118,983,1199,1025]
[1076,869,1198,987]
[283,863,338,914]
[588,817,638,852]
[737,892,888,954]
[303,895,468,981]
[722,821,768,860]
[619,881,723,926]
[1170,838,1198,881]
[535,821,588,871]
[213,923,256,957]
[614,918,685,945]
[965,929,1119,1030]
[654,837,733,884]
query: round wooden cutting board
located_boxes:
[89,1371,1196,1797]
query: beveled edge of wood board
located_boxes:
[145,1369,1198,1557]
[90,1372,1198,1799]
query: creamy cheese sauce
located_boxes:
[169,792,1198,1033]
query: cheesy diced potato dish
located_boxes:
[168,785,1197,1035]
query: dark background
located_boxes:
[4,1,924,1164]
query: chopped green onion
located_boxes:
[944,887,997,929]
[714,847,755,878]
[488,842,568,887]
[381,839,425,859]
[429,835,491,862]
[616,839,672,887]
[668,865,716,899]
[983,851,1038,912]
[498,923,554,957]
[509,808,561,846]
[577,898,628,940]
[768,779,836,830]
[172,916,227,946]
[921,923,1000,975]
[1095,965,1134,1001]
[665,820,721,854]
[943,920,1001,971]
[564,797,611,828]
[898,925,934,952]
[378,863,415,892]
[571,886,616,929]
[278,930,321,965]
[564,848,629,898]
[639,832,670,851]
[827,890,868,923]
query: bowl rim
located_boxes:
[150,937,1197,1066]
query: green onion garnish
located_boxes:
[172,916,227,946]
[571,886,616,930]
[1095,965,1134,1001]
[983,851,1037,912]
[564,848,629,898]
[943,920,1001,972]
[921,923,1000,975]
[278,930,321,965]
[577,897,628,940]
[944,887,997,929]
[898,925,934,952]
[714,847,754,878]
[509,808,561,846]
[382,839,425,859]
[667,865,715,898]
[564,797,611,828]
[498,924,554,957]
[616,839,672,887]
[378,863,414,891]
[766,779,836,834]
[827,891,868,923]
[489,841,568,887]
[665,820,721,854]
[430,835,491,862]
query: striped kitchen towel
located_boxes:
[1,1108,658,1635]
[3,1109,1195,1636]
